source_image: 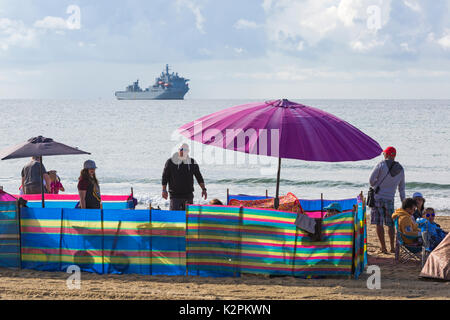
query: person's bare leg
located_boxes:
[376,225,388,253]
[388,226,395,253]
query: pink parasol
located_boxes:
[179,99,382,208]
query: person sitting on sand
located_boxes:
[209,199,223,205]
[323,202,342,218]
[392,198,421,246]
[48,170,65,194]
[412,192,426,220]
[416,207,448,250]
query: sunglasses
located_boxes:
[426,213,435,218]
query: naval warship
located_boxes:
[115,65,189,100]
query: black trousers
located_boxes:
[170,196,194,211]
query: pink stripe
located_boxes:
[187,238,352,249]
[187,262,350,272]
[323,219,353,227]
[188,250,352,260]
[22,226,184,237]
[22,247,185,258]
[13,194,131,202]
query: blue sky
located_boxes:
[1,0,450,99]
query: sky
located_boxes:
[0,0,450,99]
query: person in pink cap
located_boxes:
[369,146,406,254]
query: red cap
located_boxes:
[383,146,397,157]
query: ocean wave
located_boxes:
[210,178,450,190]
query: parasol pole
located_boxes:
[39,156,45,208]
[274,157,281,209]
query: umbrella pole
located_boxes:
[275,157,281,209]
[39,156,45,208]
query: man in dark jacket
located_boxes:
[162,143,207,210]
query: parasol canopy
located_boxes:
[0,136,90,208]
[179,99,383,208]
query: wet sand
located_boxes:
[0,217,448,300]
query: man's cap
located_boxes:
[383,146,397,157]
[413,192,424,199]
[83,160,97,169]
[323,202,342,213]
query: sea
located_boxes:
[0,99,448,215]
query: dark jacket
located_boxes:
[162,155,204,199]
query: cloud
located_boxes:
[34,16,70,31]
[262,0,392,50]
[0,18,36,50]
[350,39,385,52]
[176,0,206,34]
[234,19,260,30]
[437,29,450,50]
[403,0,421,12]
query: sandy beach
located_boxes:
[0,217,448,300]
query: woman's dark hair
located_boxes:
[414,197,425,212]
[402,198,417,210]
[79,168,99,186]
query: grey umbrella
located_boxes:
[0,136,90,208]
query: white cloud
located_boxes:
[350,39,385,52]
[262,0,273,12]
[0,18,36,50]
[403,0,421,12]
[34,16,70,30]
[437,30,450,50]
[234,19,260,30]
[263,0,392,49]
[176,0,205,34]
[400,42,415,53]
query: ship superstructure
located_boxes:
[115,65,189,100]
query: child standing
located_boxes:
[48,170,65,194]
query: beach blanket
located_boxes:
[229,192,304,214]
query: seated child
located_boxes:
[48,170,65,194]
[323,202,342,218]
[392,198,422,245]
[416,207,448,250]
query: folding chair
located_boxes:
[394,218,424,265]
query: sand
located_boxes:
[0,217,448,300]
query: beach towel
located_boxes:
[229,192,304,214]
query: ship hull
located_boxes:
[115,88,188,100]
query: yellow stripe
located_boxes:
[187,247,352,257]
[22,253,185,265]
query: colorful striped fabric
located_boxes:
[227,194,271,205]
[186,201,359,277]
[20,208,186,275]
[0,201,20,268]
[353,195,368,279]
[14,194,135,209]
[299,198,358,219]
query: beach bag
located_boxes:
[367,161,396,208]
[367,187,376,208]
